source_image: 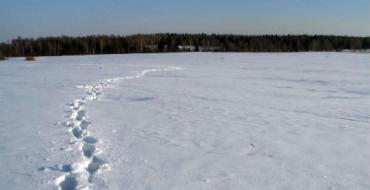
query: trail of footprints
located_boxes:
[51,67,182,190]
[55,89,108,190]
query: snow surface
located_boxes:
[0,53,369,190]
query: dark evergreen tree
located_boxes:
[0,34,369,57]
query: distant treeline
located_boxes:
[0,34,369,57]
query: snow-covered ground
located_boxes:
[0,53,369,190]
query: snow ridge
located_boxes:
[54,67,182,190]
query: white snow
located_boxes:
[0,53,369,190]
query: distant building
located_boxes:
[177,45,196,51]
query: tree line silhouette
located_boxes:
[0,34,369,57]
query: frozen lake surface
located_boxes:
[0,53,369,190]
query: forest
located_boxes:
[0,34,369,57]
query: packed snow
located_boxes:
[0,53,369,190]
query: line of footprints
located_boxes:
[56,80,112,190]
[39,67,182,190]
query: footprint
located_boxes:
[83,136,98,144]
[80,120,91,129]
[58,174,78,190]
[82,143,96,158]
[87,156,106,175]
[72,127,86,139]
[69,99,85,108]
[75,110,86,121]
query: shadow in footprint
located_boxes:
[38,164,72,172]
[88,156,105,174]
[80,120,91,129]
[72,127,86,139]
[83,143,96,158]
[75,110,86,121]
[87,156,107,182]
[60,175,78,190]
[83,136,98,144]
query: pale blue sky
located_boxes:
[0,0,369,42]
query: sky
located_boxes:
[0,0,369,42]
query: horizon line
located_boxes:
[2,33,370,43]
